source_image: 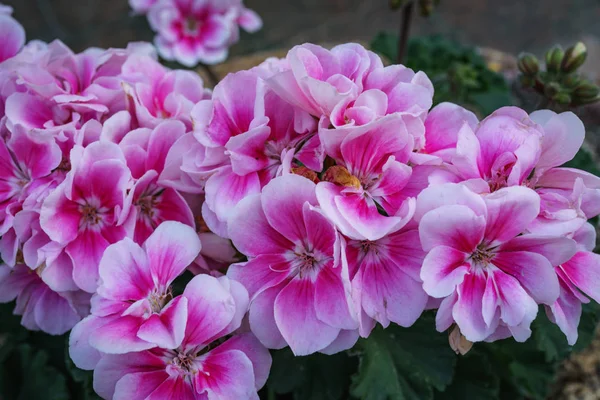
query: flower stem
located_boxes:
[397,1,415,64]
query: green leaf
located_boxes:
[435,350,499,400]
[267,348,357,400]
[531,309,571,362]
[0,344,70,400]
[351,314,456,400]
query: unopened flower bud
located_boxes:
[517,53,539,76]
[561,42,587,73]
[563,74,582,89]
[573,82,600,99]
[291,166,320,184]
[553,92,572,105]
[574,95,600,105]
[419,0,436,16]
[544,82,561,98]
[546,45,564,73]
[449,325,473,355]
[323,165,361,189]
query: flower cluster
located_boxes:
[2,6,600,398]
[130,0,263,67]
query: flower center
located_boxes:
[147,288,172,314]
[171,351,198,375]
[183,17,201,36]
[290,246,330,280]
[80,204,102,226]
[469,245,494,267]
[323,165,361,190]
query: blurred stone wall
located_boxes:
[5,0,600,59]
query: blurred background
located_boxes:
[5,0,600,67]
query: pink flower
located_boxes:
[329,63,434,131]
[347,224,428,337]
[316,114,415,241]
[113,120,196,244]
[417,183,576,342]
[0,5,25,63]
[69,221,201,369]
[40,142,135,292]
[121,54,210,129]
[0,125,61,234]
[228,174,358,355]
[0,263,89,335]
[195,70,319,236]
[147,0,263,67]
[267,43,382,118]
[450,108,600,235]
[88,275,271,400]
[546,223,600,345]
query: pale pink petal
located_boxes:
[182,274,238,349]
[546,283,582,345]
[498,235,577,267]
[144,221,201,288]
[69,315,109,370]
[530,110,584,172]
[145,377,195,400]
[492,250,559,305]
[210,333,272,390]
[67,229,110,293]
[114,372,174,400]
[0,14,25,62]
[227,254,291,299]
[228,194,292,257]
[89,315,156,354]
[421,246,470,298]
[424,102,478,157]
[319,329,360,355]
[97,238,153,301]
[419,205,486,252]
[314,265,357,330]
[560,251,600,303]
[137,296,188,349]
[274,278,339,355]
[453,272,495,342]
[483,186,540,244]
[261,174,316,243]
[414,182,487,222]
[492,269,538,327]
[196,349,257,399]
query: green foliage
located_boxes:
[371,33,512,116]
[267,347,357,400]
[350,314,456,400]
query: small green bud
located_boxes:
[573,82,600,100]
[517,53,540,76]
[561,42,587,73]
[544,82,561,98]
[574,95,600,105]
[562,74,582,89]
[545,45,564,73]
[553,92,572,105]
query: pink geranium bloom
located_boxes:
[112,120,195,244]
[347,224,428,337]
[194,71,319,236]
[546,223,600,345]
[69,221,201,369]
[316,114,415,241]
[0,5,25,63]
[121,54,210,129]
[329,63,434,132]
[411,102,479,165]
[417,183,576,342]
[14,41,155,120]
[228,174,358,355]
[0,263,89,335]
[450,107,600,235]
[147,0,262,67]
[89,275,271,400]
[40,142,135,292]
[0,125,61,234]
[267,43,382,118]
